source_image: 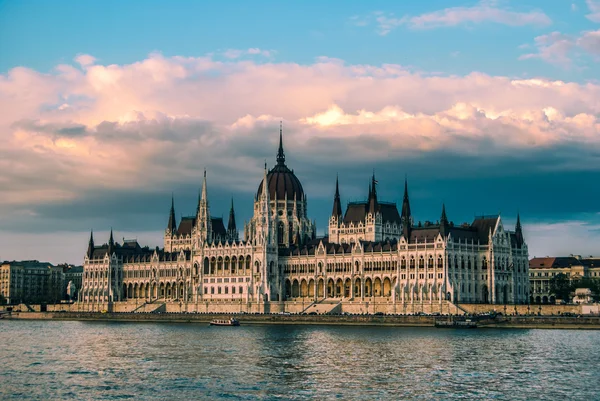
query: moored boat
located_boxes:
[435,318,478,328]
[210,318,240,326]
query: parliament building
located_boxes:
[80,126,530,314]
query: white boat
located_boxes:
[210,318,240,326]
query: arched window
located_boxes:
[401,257,406,269]
[278,222,284,245]
[410,257,415,269]
[419,256,424,269]
[239,286,243,294]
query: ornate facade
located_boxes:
[80,126,530,310]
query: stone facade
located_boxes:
[529,256,600,303]
[0,261,64,304]
[79,127,529,310]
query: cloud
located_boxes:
[222,48,275,59]
[355,2,551,35]
[577,29,600,56]
[1,53,600,262]
[408,1,551,29]
[526,216,600,258]
[74,54,96,67]
[586,0,600,22]
[519,32,575,67]
[519,29,600,67]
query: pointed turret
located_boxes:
[439,204,449,237]
[332,175,342,218]
[108,228,114,256]
[197,169,212,242]
[515,212,524,248]
[368,172,378,215]
[276,121,285,166]
[201,169,208,206]
[260,162,271,245]
[401,177,412,239]
[227,198,238,240]
[167,195,177,233]
[87,230,94,259]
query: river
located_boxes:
[1,320,598,400]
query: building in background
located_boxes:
[0,261,64,305]
[60,264,84,301]
[80,126,529,309]
[529,256,600,303]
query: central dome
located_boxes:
[257,164,305,200]
[256,125,305,201]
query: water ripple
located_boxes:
[0,321,599,400]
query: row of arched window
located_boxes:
[400,256,444,270]
[202,255,252,275]
[203,286,244,295]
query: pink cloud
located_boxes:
[0,53,599,210]
[586,0,600,22]
[519,32,575,67]
[363,1,551,35]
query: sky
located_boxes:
[1,0,600,264]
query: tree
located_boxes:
[0,294,6,305]
[549,273,572,301]
[572,278,600,302]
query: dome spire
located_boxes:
[276,121,285,166]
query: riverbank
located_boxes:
[4,311,600,329]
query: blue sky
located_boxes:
[1,0,598,79]
[1,0,600,263]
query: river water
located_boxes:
[0,320,598,400]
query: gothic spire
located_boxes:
[201,169,208,204]
[276,121,285,166]
[332,175,342,218]
[441,203,448,225]
[168,195,177,233]
[228,198,237,235]
[401,176,412,239]
[108,228,114,255]
[87,230,94,259]
[401,176,411,220]
[515,212,524,248]
[440,203,449,237]
[368,172,378,215]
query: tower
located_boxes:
[227,198,238,241]
[329,175,343,243]
[196,170,212,244]
[514,213,524,248]
[87,230,94,259]
[401,177,412,239]
[439,203,449,238]
[164,196,177,252]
